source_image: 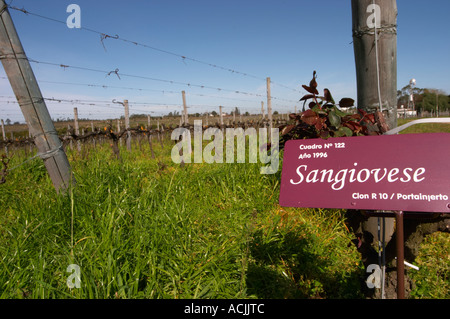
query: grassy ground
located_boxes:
[0,139,364,299]
[0,119,448,299]
[397,117,450,134]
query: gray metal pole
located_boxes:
[0,1,74,192]
[395,211,405,299]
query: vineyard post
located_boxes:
[1,119,6,155]
[261,101,265,120]
[67,125,72,149]
[91,121,96,147]
[146,115,155,158]
[182,90,188,125]
[9,132,13,153]
[351,0,397,130]
[219,106,223,128]
[73,107,81,152]
[266,77,273,143]
[157,119,163,148]
[0,1,74,192]
[124,99,131,151]
[116,119,122,147]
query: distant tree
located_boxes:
[5,118,11,125]
[397,86,448,113]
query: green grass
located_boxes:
[0,139,364,299]
[397,117,450,134]
[0,119,449,299]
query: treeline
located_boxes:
[397,85,449,114]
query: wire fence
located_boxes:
[0,3,304,124]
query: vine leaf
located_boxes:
[301,109,319,125]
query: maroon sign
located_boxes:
[279,133,450,213]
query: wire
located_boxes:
[7,4,302,93]
[0,76,268,104]
[26,58,299,103]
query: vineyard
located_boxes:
[0,117,449,299]
[0,1,449,301]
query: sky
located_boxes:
[0,0,449,123]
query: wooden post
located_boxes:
[182,91,188,125]
[351,0,398,129]
[261,101,265,120]
[73,107,81,152]
[117,119,122,147]
[266,77,273,143]
[91,121,96,148]
[124,99,131,151]
[0,1,73,191]
[219,106,223,127]
[157,119,164,149]
[1,119,7,155]
[1,119,5,141]
[67,125,72,150]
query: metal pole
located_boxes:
[395,210,405,299]
[0,1,74,192]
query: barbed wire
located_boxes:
[0,76,273,105]
[7,4,302,93]
[26,58,299,104]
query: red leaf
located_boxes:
[281,125,296,136]
[300,94,315,101]
[302,85,318,95]
[324,88,334,104]
[301,109,319,125]
[315,117,326,130]
[338,98,355,108]
[310,70,318,89]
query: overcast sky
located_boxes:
[1,0,449,123]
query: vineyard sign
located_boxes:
[279,133,450,213]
